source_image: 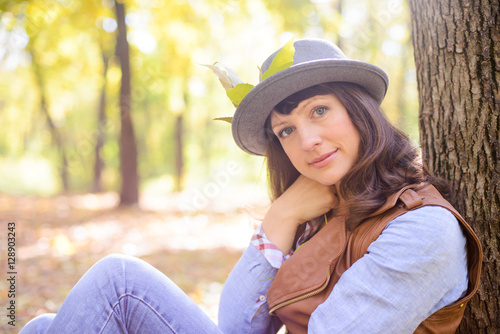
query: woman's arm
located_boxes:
[262,175,337,254]
[218,175,336,333]
[308,206,469,333]
[218,244,283,334]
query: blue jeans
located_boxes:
[20,254,224,334]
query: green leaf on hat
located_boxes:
[213,117,233,124]
[261,37,295,81]
[226,83,254,106]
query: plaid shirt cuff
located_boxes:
[251,220,321,269]
[251,224,290,269]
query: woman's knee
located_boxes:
[90,253,146,275]
[89,254,159,286]
[93,253,134,269]
[19,313,56,334]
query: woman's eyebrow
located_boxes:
[271,119,288,131]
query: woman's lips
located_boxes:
[310,150,338,168]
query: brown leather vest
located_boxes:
[267,184,482,333]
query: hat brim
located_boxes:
[231,59,389,156]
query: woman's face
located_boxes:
[270,93,360,186]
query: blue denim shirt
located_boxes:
[218,206,468,333]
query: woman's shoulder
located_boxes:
[393,205,458,223]
[391,205,458,224]
[382,205,466,251]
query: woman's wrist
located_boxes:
[261,201,302,254]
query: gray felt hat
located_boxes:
[231,38,389,156]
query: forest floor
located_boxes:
[0,190,268,333]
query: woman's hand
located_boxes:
[262,175,338,254]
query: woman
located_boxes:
[21,39,481,334]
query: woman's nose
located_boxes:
[298,125,322,151]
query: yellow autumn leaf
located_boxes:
[261,37,295,81]
[226,83,254,106]
[213,117,233,124]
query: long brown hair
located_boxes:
[265,82,452,230]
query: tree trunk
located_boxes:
[93,52,109,193]
[174,113,184,192]
[115,0,138,206]
[409,0,499,332]
[28,44,70,192]
[335,0,343,50]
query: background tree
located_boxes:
[93,48,109,193]
[13,1,71,191]
[409,0,499,332]
[90,1,116,193]
[27,41,70,191]
[115,0,138,205]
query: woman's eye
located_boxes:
[314,107,327,116]
[280,127,293,137]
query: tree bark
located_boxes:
[174,113,184,192]
[115,0,139,205]
[335,0,343,50]
[409,0,499,332]
[28,44,70,192]
[93,52,109,193]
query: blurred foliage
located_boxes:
[0,0,419,196]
